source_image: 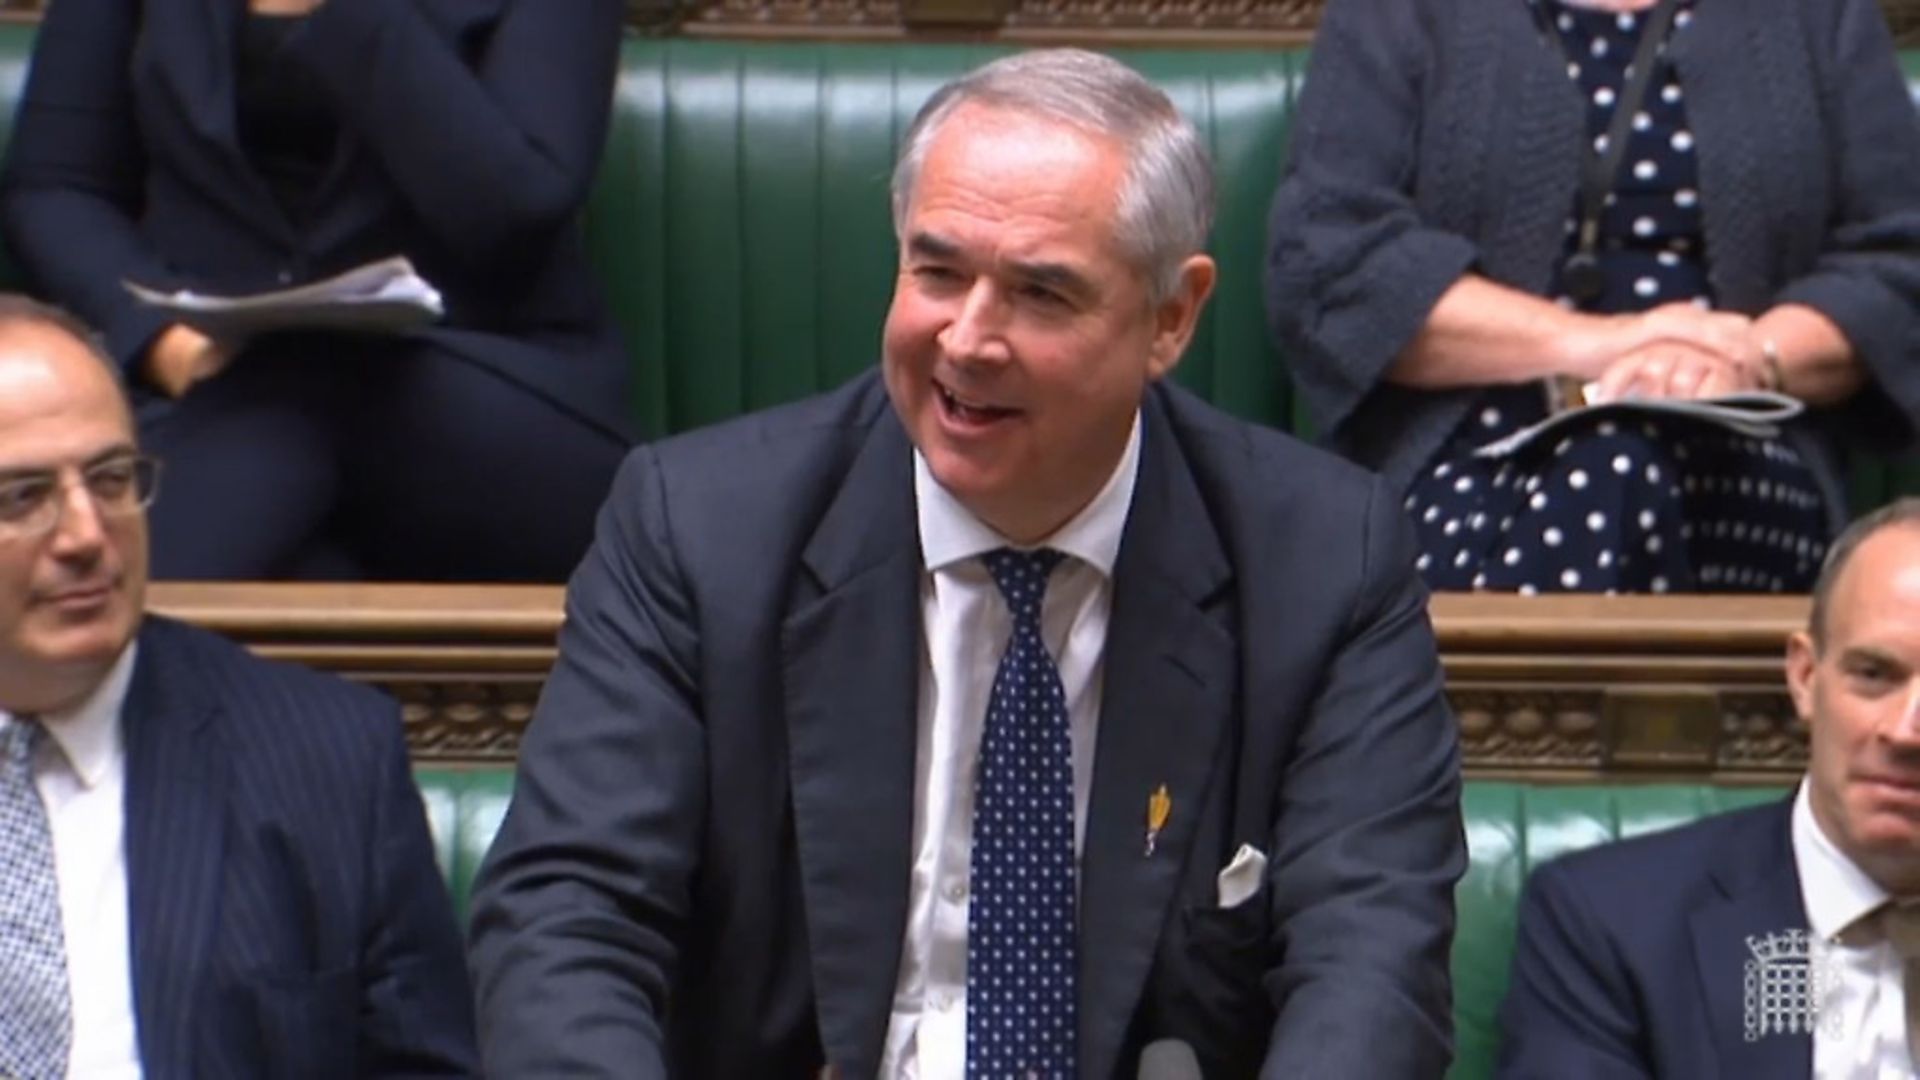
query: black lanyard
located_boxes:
[1539,0,1684,302]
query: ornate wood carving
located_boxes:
[148,583,1812,780]
[665,0,1920,45]
[14,1,1917,44]
[391,679,540,762]
[1717,692,1810,770]
[1452,688,1606,770]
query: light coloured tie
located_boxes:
[1877,901,1920,1068]
[0,718,72,1080]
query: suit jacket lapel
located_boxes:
[128,0,292,244]
[782,412,921,1078]
[121,621,227,1078]
[1689,801,1811,1080]
[1077,395,1235,1080]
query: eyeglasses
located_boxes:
[0,454,161,540]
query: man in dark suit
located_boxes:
[1499,498,1920,1078]
[469,48,1464,1079]
[0,295,475,1078]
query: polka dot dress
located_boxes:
[966,548,1076,1077]
[1405,0,1829,595]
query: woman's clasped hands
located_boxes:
[1578,303,1778,404]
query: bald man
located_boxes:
[0,295,475,1079]
[1500,497,1920,1078]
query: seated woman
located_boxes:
[1268,0,1920,594]
[1,0,632,581]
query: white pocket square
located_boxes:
[1215,843,1267,909]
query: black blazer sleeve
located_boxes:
[358,700,484,1076]
[1496,860,1655,1080]
[1260,475,1466,1078]
[1775,0,1920,449]
[1264,0,1478,441]
[466,447,698,1078]
[284,0,623,265]
[0,0,178,370]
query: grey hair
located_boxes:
[889,48,1215,304]
[1808,497,1920,649]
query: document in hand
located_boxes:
[124,255,444,341]
[1471,390,1805,460]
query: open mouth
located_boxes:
[935,380,1020,427]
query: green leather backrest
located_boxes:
[415,767,515,928]
[414,768,1789,1078]
[1450,783,1787,1078]
[587,39,1304,440]
[0,20,1907,500]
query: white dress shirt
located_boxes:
[879,417,1141,1080]
[1794,780,1912,1079]
[3,644,143,1080]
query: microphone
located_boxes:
[1137,1039,1202,1079]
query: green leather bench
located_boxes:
[589,38,1920,508]
[0,26,1908,499]
[417,767,1789,1078]
[587,39,1302,445]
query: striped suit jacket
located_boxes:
[120,616,476,1078]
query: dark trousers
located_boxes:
[138,334,629,582]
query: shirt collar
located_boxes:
[1792,777,1891,942]
[915,412,1141,578]
[29,643,137,790]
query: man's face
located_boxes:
[0,328,147,713]
[882,104,1213,542]
[1789,524,1920,890]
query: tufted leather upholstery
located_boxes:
[414,768,1790,1079]
[585,39,1305,440]
[1449,782,1788,1078]
[414,768,515,929]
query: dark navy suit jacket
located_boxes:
[1498,800,1814,1079]
[122,616,476,1078]
[469,371,1467,1079]
[0,0,631,440]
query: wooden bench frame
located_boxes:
[4,3,1920,49]
[149,584,1809,781]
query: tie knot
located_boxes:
[1882,901,1920,959]
[982,547,1065,622]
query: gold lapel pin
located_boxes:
[1145,783,1172,856]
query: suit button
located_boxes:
[945,881,966,902]
[276,270,294,285]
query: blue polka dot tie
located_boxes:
[0,718,71,1080]
[967,548,1077,1079]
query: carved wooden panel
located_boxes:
[15,1,1917,44]
[664,0,1920,44]
[1452,687,1606,770]
[148,583,1814,780]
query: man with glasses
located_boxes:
[0,295,476,1079]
